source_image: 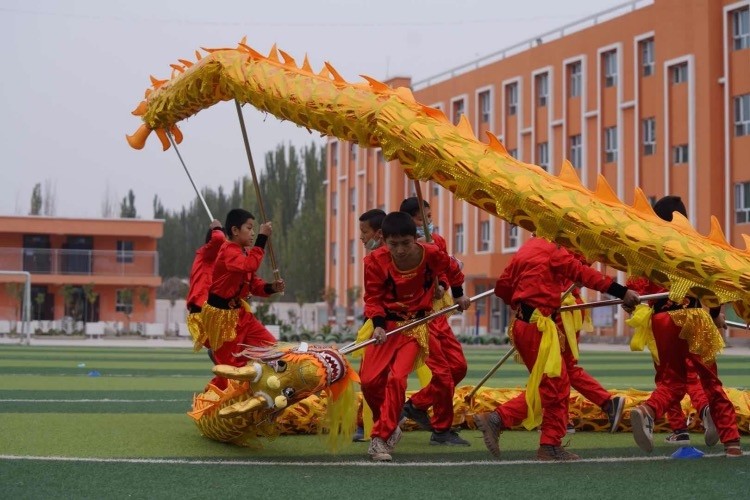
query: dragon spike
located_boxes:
[318,64,331,79]
[632,187,657,216]
[154,128,170,151]
[239,35,247,46]
[361,75,390,92]
[149,75,167,88]
[131,101,147,116]
[671,211,697,233]
[267,43,280,62]
[178,59,193,68]
[395,86,416,103]
[742,234,750,253]
[558,159,582,186]
[169,124,183,144]
[200,46,234,53]
[278,49,297,67]
[324,62,346,83]
[125,124,152,150]
[144,88,152,99]
[485,132,508,155]
[194,50,202,61]
[238,43,264,59]
[422,105,449,123]
[593,174,619,204]
[301,54,313,73]
[170,63,185,73]
[456,114,476,140]
[707,215,728,245]
[218,396,268,418]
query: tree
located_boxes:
[322,287,337,316]
[29,183,42,215]
[101,184,118,218]
[158,277,188,331]
[82,283,99,324]
[42,179,57,216]
[4,283,24,321]
[120,189,137,218]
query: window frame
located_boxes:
[735,181,750,224]
[569,134,582,168]
[733,7,750,51]
[569,62,582,98]
[454,223,464,254]
[507,83,518,116]
[734,94,750,137]
[642,117,656,156]
[479,220,490,252]
[641,38,655,77]
[604,126,618,163]
[603,50,618,87]
[116,240,134,264]
[536,73,549,107]
[672,144,689,164]
[537,142,549,171]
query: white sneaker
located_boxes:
[386,426,403,452]
[368,437,392,462]
[701,406,719,447]
[630,405,654,453]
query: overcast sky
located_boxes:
[0,0,628,219]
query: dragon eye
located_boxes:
[283,387,295,398]
[274,360,287,372]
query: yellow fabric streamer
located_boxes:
[186,312,204,352]
[626,304,659,364]
[199,303,240,351]
[670,308,725,364]
[522,310,562,430]
[559,294,581,360]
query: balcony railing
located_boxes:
[0,248,159,277]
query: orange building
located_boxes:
[325,0,750,339]
[0,216,163,328]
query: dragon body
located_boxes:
[127,41,750,317]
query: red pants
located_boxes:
[656,357,708,431]
[494,320,570,447]
[563,333,611,409]
[409,316,467,431]
[209,311,276,389]
[644,313,740,444]
[359,324,421,440]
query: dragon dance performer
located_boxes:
[398,197,470,446]
[474,236,639,461]
[660,359,712,446]
[186,219,226,357]
[360,212,470,462]
[201,208,285,390]
[627,196,741,458]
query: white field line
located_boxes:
[0,453,745,467]
[0,399,184,403]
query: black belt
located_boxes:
[187,304,202,314]
[207,293,241,310]
[516,303,537,323]
[385,310,427,322]
[654,297,699,312]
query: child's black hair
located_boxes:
[399,196,430,217]
[381,211,417,239]
[653,196,686,222]
[224,208,255,237]
[358,208,386,230]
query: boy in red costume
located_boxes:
[186,219,225,356]
[360,212,470,461]
[474,236,639,461]
[397,197,470,446]
[627,196,741,457]
[201,208,284,390]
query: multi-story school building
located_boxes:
[0,216,163,334]
[325,0,750,339]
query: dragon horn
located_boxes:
[218,396,268,418]
[212,363,260,382]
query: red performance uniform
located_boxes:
[206,237,276,389]
[360,242,464,441]
[186,228,226,312]
[663,357,708,431]
[627,277,739,444]
[409,232,469,429]
[492,237,627,447]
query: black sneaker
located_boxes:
[352,426,366,443]
[606,396,625,433]
[401,400,433,430]
[430,430,470,446]
[664,430,690,446]
[566,421,576,434]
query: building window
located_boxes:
[735,182,750,223]
[508,148,518,159]
[349,187,356,212]
[331,191,337,216]
[604,126,618,163]
[116,240,134,263]
[432,182,440,196]
[479,221,490,252]
[349,239,355,264]
[454,223,464,253]
[452,98,465,125]
[536,73,549,107]
[376,149,384,164]
[642,117,656,156]
[115,289,133,313]
[735,94,750,137]
[733,7,749,50]
[330,243,337,265]
[507,83,518,116]
[537,142,549,171]
[672,63,688,84]
[603,50,617,87]
[330,142,338,167]
[479,90,491,123]
[641,38,655,77]
[350,144,357,163]
[505,224,519,249]
[569,62,582,98]
[569,134,582,168]
[673,144,689,164]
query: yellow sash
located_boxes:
[522,310,562,430]
[626,304,659,364]
[559,294,581,361]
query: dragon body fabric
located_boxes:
[128,41,750,320]
[189,343,358,448]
